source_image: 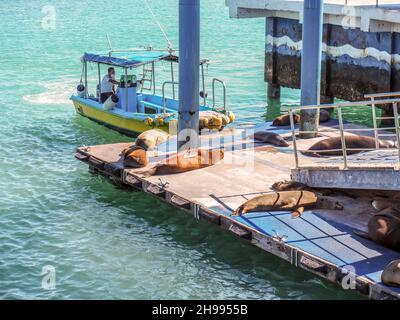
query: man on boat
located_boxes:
[100,67,119,103]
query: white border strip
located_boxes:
[266,35,400,65]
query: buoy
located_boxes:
[144,117,154,126]
[104,94,119,111]
[77,84,86,97]
[200,91,208,99]
[155,117,165,127]
[227,111,235,123]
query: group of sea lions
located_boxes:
[122,129,225,177]
[232,180,400,287]
[122,129,170,169]
[270,111,397,157]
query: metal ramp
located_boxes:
[289,94,400,191]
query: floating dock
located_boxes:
[76,122,400,300]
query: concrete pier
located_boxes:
[226,0,400,107]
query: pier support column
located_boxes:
[178,0,200,152]
[268,83,281,99]
[300,0,324,138]
[265,17,281,100]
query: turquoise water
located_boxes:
[0,0,363,299]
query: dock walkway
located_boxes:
[76,123,400,300]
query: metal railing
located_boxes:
[343,0,380,7]
[289,97,400,169]
[212,78,228,114]
[162,81,179,115]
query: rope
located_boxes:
[143,0,173,52]
[79,62,85,84]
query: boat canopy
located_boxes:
[82,50,176,68]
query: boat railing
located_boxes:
[162,81,179,115]
[288,97,400,170]
[212,78,227,114]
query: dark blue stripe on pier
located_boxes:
[213,205,400,290]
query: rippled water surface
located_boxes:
[0,0,363,299]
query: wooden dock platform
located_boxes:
[75,124,400,300]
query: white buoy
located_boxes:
[77,84,86,97]
[104,94,119,111]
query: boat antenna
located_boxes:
[106,33,113,51]
[143,0,174,53]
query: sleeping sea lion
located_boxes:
[272,114,301,127]
[305,136,396,157]
[372,199,400,212]
[272,180,313,192]
[233,191,343,218]
[319,109,331,123]
[382,260,400,287]
[354,208,400,252]
[139,148,225,177]
[122,145,149,168]
[272,110,330,127]
[135,129,170,151]
[253,131,290,147]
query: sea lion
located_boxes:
[272,180,334,196]
[233,191,343,218]
[373,199,400,212]
[272,180,313,192]
[122,145,149,168]
[382,260,400,287]
[272,110,331,127]
[319,109,331,123]
[354,208,400,252]
[272,114,301,127]
[139,148,225,177]
[253,131,290,147]
[135,129,170,151]
[306,136,396,157]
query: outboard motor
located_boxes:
[104,94,119,111]
[77,84,86,97]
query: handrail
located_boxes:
[344,0,379,7]
[289,97,400,170]
[365,92,400,99]
[289,98,400,112]
[212,78,227,113]
[162,81,179,115]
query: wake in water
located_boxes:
[22,78,78,106]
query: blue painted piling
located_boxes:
[178,0,200,151]
[300,0,324,138]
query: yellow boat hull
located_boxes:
[73,100,171,137]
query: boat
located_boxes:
[70,47,234,137]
